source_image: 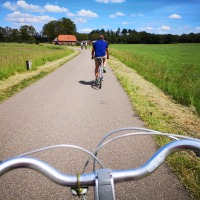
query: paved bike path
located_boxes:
[0,49,190,199]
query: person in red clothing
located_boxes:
[91,35,109,83]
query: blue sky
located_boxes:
[1,0,200,35]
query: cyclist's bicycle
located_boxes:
[97,57,104,89]
[92,57,104,89]
[0,127,200,200]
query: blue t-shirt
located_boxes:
[93,40,108,57]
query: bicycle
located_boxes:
[94,57,104,89]
[0,127,200,200]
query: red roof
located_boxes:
[57,35,77,42]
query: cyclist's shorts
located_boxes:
[94,56,106,65]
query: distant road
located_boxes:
[0,49,190,199]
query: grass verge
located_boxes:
[0,43,74,80]
[0,50,80,103]
[108,56,200,199]
[0,71,48,102]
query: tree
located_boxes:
[116,28,121,36]
[10,28,20,42]
[127,30,140,44]
[0,27,6,42]
[4,27,13,42]
[109,30,117,43]
[60,17,76,34]
[179,34,188,43]
[20,25,36,43]
[121,28,128,36]
[187,33,200,43]
[0,24,200,44]
[115,28,121,43]
[42,18,76,42]
[89,32,99,41]
[76,33,89,41]
[139,31,149,44]
[195,33,200,43]
[89,29,102,41]
[42,20,57,42]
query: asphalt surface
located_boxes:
[0,49,190,199]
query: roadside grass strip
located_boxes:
[108,56,200,199]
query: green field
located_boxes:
[109,44,200,116]
[0,43,74,80]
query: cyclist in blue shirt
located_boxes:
[91,35,109,83]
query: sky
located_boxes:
[1,0,200,35]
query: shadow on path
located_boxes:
[78,80,100,90]
[78,80,93,85]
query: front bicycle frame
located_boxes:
[97,58,104,89]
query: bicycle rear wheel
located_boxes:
[98,66,103,89]
[99,78,102,89]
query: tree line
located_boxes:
[1,17,200,44]
[90,28,200,44]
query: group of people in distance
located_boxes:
[80,41,87,49]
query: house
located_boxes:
[53,34,77,45]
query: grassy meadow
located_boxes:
[109,44,200,116]
[0,43,74,80]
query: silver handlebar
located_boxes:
[1,139,200,187]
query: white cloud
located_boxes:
[180,25,190,30]
[131,13,144,17]
[5,11,56,24]
[195,27,200,31]
[3,1,18,11]
[101,25,110,29]
[44,4,68,12]
[116,12,125,16]
[96,0,125,3]
[65,9,99,27]
[67,9,98,24]
[67,12,76,17]
[3,0,44,12]
[168,14,181,19]
[17,0,44,12]
[109,12,125,18]
[158,26,171,31]
[3,1,68,13]
[77,9,98,18]
[145,27,153,31]
[78,28,93,33]
[176,25,194,34]
[139,27,154,32]
[109,14,116,18]
[122,21,130,25]
[67,9,98,18]
[74,18,87,24]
